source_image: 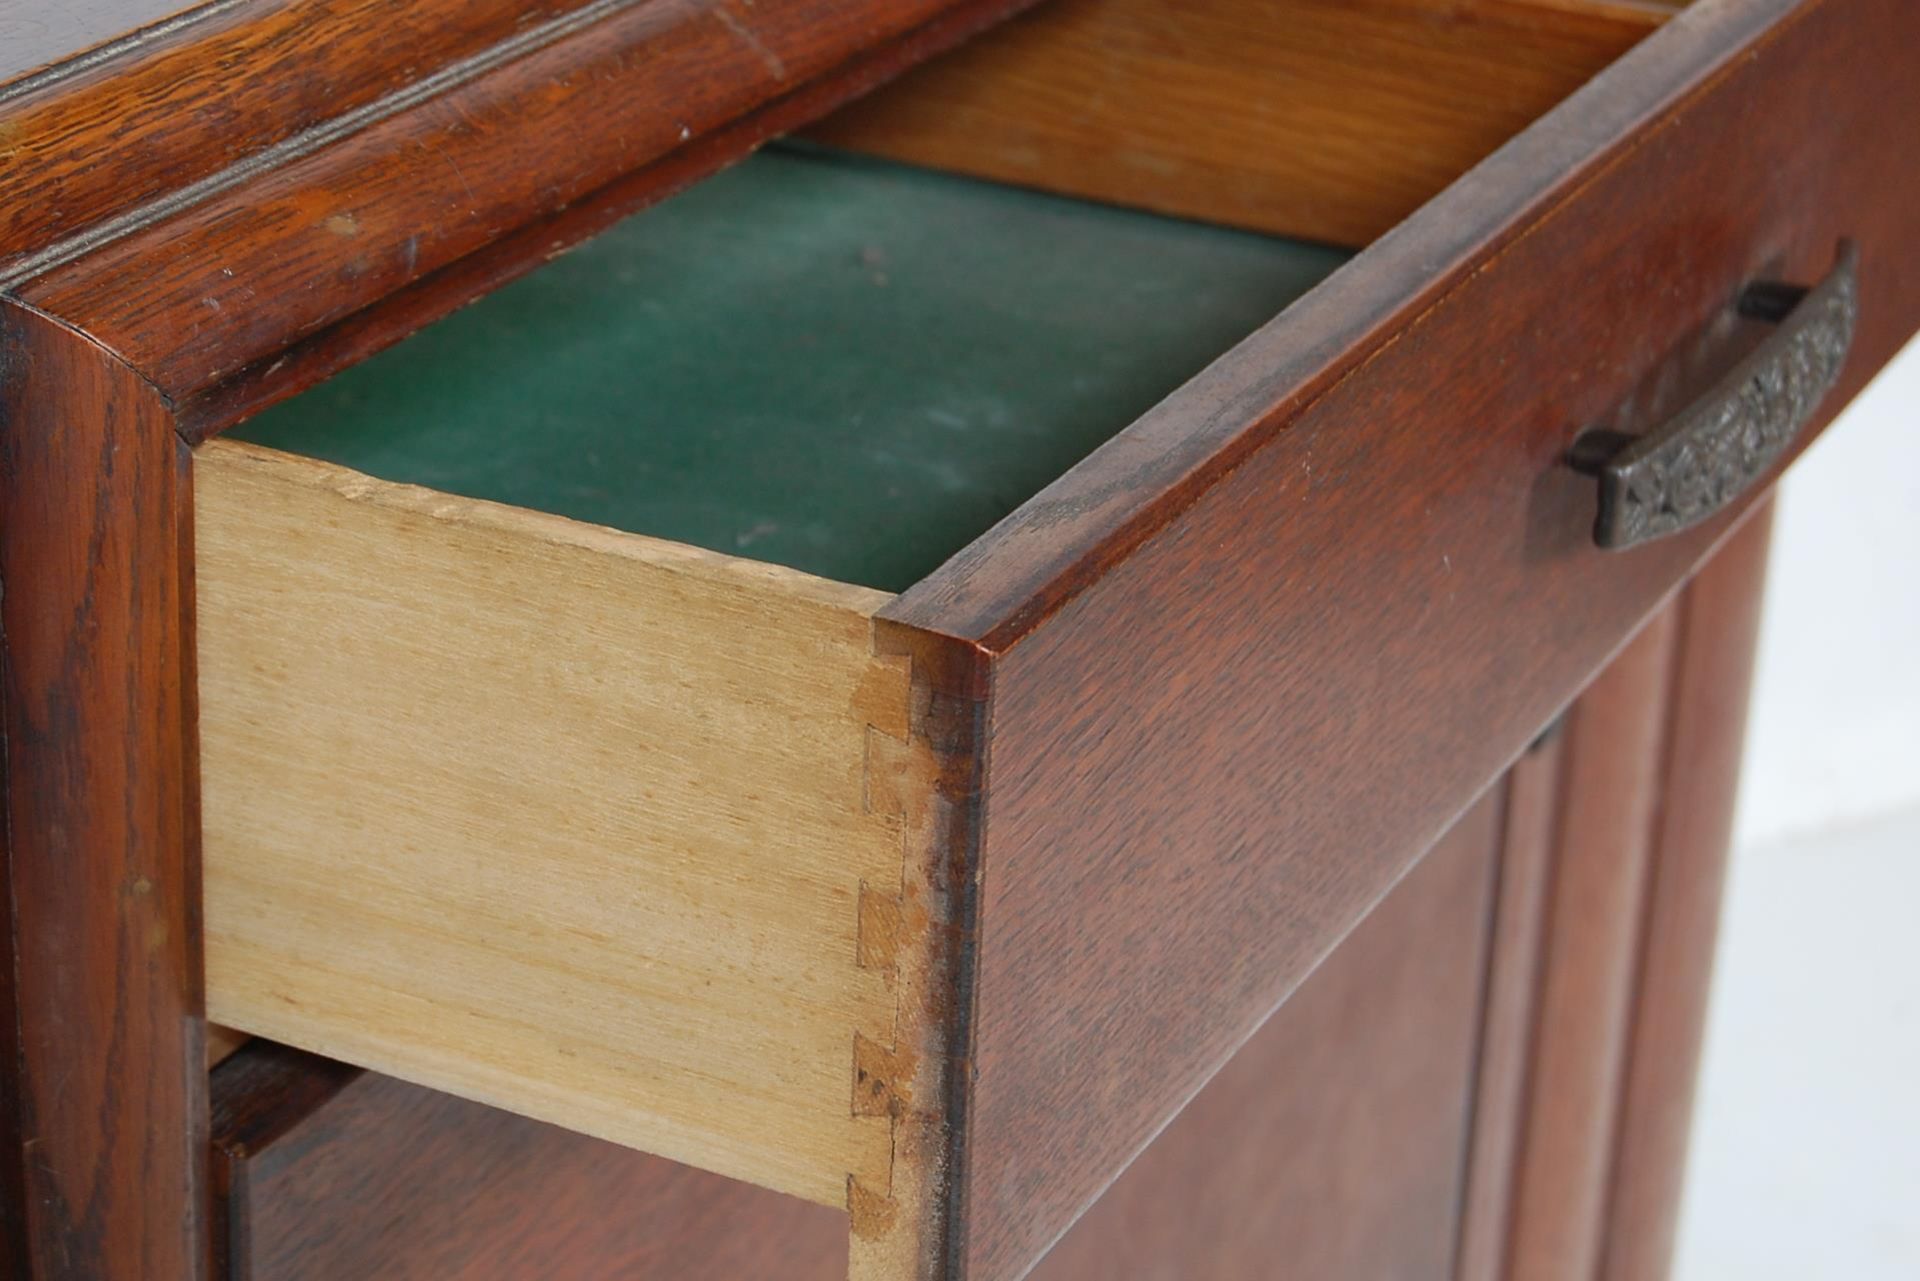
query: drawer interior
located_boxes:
[229,145,1346,592]
[196,0,1679,1265]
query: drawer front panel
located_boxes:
[880,1,1920,1275]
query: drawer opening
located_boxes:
[224,143,1347,594]
[195,140,1345,1222]
[194,0,1682,1268]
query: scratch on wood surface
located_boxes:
[715,5,788,80]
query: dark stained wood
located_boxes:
[1031,789,1504,1281]
[1452,507,1775,1281]
[1599,502,1774,1281]
[0,0,613,265]
[4,0,1042,428]
[210,1042,845,1281]
[3,0,1909,1276]
[889,0,1919,644]
[1505,606,1681,1280]
[0,300,205,1278]
[877,2,1920,1277]
[1455,727,1569,1281]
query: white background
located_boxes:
[1676,337,1919,1278]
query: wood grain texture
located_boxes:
[1455,729,1568,1281]
[0,301,205,1277]
[888,0,1919,645]
[210,1041,846,1281]
[1504,606,1680,1281]
[1031,788,1503,1280]
[5,0,1039,429]
[194,438,910,1207]
[812,0,1666,248]
[877,3,1920,1276]
[0,0,618,268]
[1599,502,1773,1281]
[1454,509,1772,1281]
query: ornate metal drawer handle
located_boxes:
[1570,242,1857,549]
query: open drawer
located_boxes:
[179,1,1920,1279]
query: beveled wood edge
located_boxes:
[2,0,1041,431]
[881,0,1819,649]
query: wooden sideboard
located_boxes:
[2,1,1913,1278]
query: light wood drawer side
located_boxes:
[195,438,918,1210]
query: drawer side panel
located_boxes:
[195,438,909,1208]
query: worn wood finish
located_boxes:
[813,0,1667,247]
[3,0,1040,430]
[195,438,909,1207]
[210,1042,846,1280]
[1600,502,1773,1281]
[1504,606,1681,1280]
[1032,788,1503,1280]
[878,3,1920,1276]
[0,302,205,1278]
[0,0,612,266]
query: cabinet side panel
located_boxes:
[195,439,907,1207]
[0,302,205,1277]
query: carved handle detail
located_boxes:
[1572,243,1857,549]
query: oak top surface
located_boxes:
[236,145,1345,591]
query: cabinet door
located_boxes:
[1029,787,1503,1280]
[1030,504,1774,1281]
